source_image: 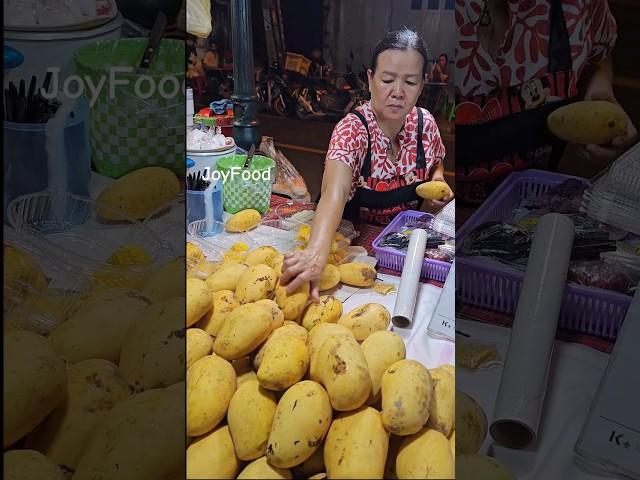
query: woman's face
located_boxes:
[368,48,425,122]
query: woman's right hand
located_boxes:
[279,248,328,303]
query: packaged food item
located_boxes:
[460,222,531,262]
[456,338,502,370]
[425,248,453,263]
[259,137,310,201]
[567,260,633,294]
[519,179,588,215]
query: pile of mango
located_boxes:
[185,240,458,479]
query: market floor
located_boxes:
[257,112,455,201]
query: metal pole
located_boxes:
[231,0,261,151]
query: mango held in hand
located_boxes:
[416,180,450,200]
[547,100,628,144]
[225,209,262,232]
[96,166,181,220]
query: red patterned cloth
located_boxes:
[326,101,445,200]
[455,0,617,101]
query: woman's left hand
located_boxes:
[576,93,638,165]
[422,176,454,211]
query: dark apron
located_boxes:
[342,108,432,224]
[456,0,574,205]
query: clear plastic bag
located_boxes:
[187,0,211,38]
[567,259,634,294]
[259,136,310,202]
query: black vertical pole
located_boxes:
[231,0,261,151]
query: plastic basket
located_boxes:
[284,52,311,76]
[456,169,633,339]
[74,38,185,178]
[372,210,453,282]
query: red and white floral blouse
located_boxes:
[326,101,446,202]
[456,0,617,118]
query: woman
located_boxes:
[429,53,450,84]
[455,0,638,205]
[280,27,453,301]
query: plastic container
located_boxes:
[4,13,123,84]
[186,180,224,231]
[372,210,452,282]
[272,201,359,244]
[74,38,185,178]
[248,218,306,253]
[186,87,194,127]
[186,143,237,173]
[187,219,256,256]
[143,193,186,258]
[217,154,275,214]
[7,190,171,288]
[4,230,93,335]
[457,169,633,339]
[3,97,91,219]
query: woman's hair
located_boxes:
[439,53,448,62]
[371,27,429,76]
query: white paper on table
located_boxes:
[427,260,455,341]
[457,318,614,480]
[576,290,640,479]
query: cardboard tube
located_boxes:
[490,213,575,449]
[392,228,427,328]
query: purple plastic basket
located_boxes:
[457,169,633,339]
[372,210,452,282]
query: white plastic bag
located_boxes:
[187,0,211,38]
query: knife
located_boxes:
[138,11,167,72]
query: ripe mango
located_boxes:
[416,181,451,200]
[547,100,627,145]
[225,209,261,233]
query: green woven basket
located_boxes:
[74,38,185,178]
[217,155,275,214]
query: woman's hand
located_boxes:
[422,171,454,212]
[575,92,638,165]
[279,248,328,303]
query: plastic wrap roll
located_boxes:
[490,213,576,448]
[392,228,427,328]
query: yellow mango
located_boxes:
[416,181,451,200]
[547,100,628,145]
[96,167,181,220]
[225,209,261,233]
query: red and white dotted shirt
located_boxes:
[456,0,617,101]
[326,101,446,202]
